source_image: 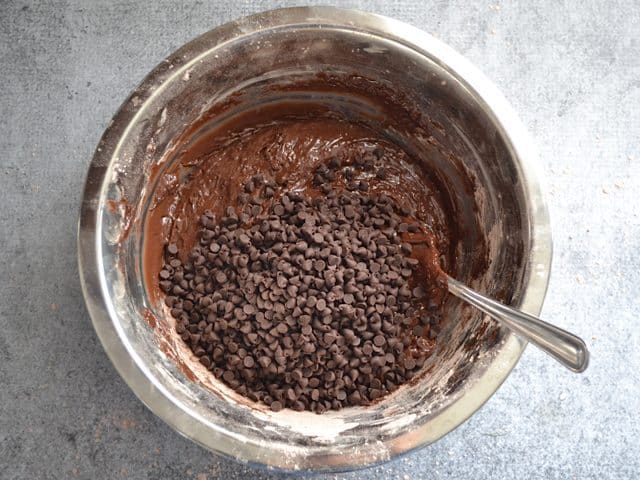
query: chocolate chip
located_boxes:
[316,298,327,311]
[258,356,271,368]
[215,271,227,283]
[403,356,417,370]
[373,335,386,347]
[243,304,256,315]
[243,356,255,368]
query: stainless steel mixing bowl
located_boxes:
[78,7,551,471]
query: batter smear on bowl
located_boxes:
[145,107,456,413]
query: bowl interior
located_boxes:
[89,9,546,470]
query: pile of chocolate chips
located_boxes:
[159,158,440,413]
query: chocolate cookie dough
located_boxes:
[144,104,456,413]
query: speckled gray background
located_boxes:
[1,1,638,479]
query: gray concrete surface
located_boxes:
[1,1,638,479]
